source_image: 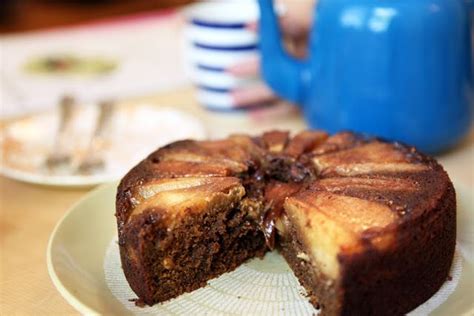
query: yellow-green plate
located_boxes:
[47,182,474,315]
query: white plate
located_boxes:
[1,105,206,187]
[47,182,474,315]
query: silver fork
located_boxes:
[76,100,116,175]
[44,95,76,173]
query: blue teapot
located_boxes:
[258,0,473,153]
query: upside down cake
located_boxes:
[116,130,456,315]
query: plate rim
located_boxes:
[1,166,119,188]
[46,181,118,315]
[1,106,207,188]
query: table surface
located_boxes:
[1,87,473,315]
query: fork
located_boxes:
[76,100,116,175]
[44,95,76,173]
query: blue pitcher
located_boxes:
[258,0,473,153]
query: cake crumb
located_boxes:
[130,298,146,308]
[163,257,174,269]
[447,275,453,281]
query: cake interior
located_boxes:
[145,199,266,303]
[124,177,267,304]
[279,220,340,314]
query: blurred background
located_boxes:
[0,0,293,116]
[0,0,472,186]
[0,0,193,33]
[1,0,197,117]
[0,0,303,186]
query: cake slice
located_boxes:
[116,135,267,305]
[281,191,397,314]
[118,176,266,304]
[278,136,455,315]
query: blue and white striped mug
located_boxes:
[183,0,266,111]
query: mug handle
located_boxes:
[257,0,311,105]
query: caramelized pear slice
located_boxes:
[151,136,263,175]
[284,130,328,157]
[311,132,363,155]
[159,152,247,173]
[200,136,264,164]
[285,191,397,278]
[319,162,428,177]
[227,134,265,155]
[312,142,428,176]
[130,177,244,220]
[151,161,232,177]
[316,177,419,192]
[262,130,290,153]
[288,191,397,239]
[137,177,222,199]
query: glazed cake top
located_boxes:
[116,130,451,255]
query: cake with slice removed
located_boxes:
[116,130,455,315]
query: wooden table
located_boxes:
[0,87,473,315]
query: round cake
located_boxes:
[116,130,456,315]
